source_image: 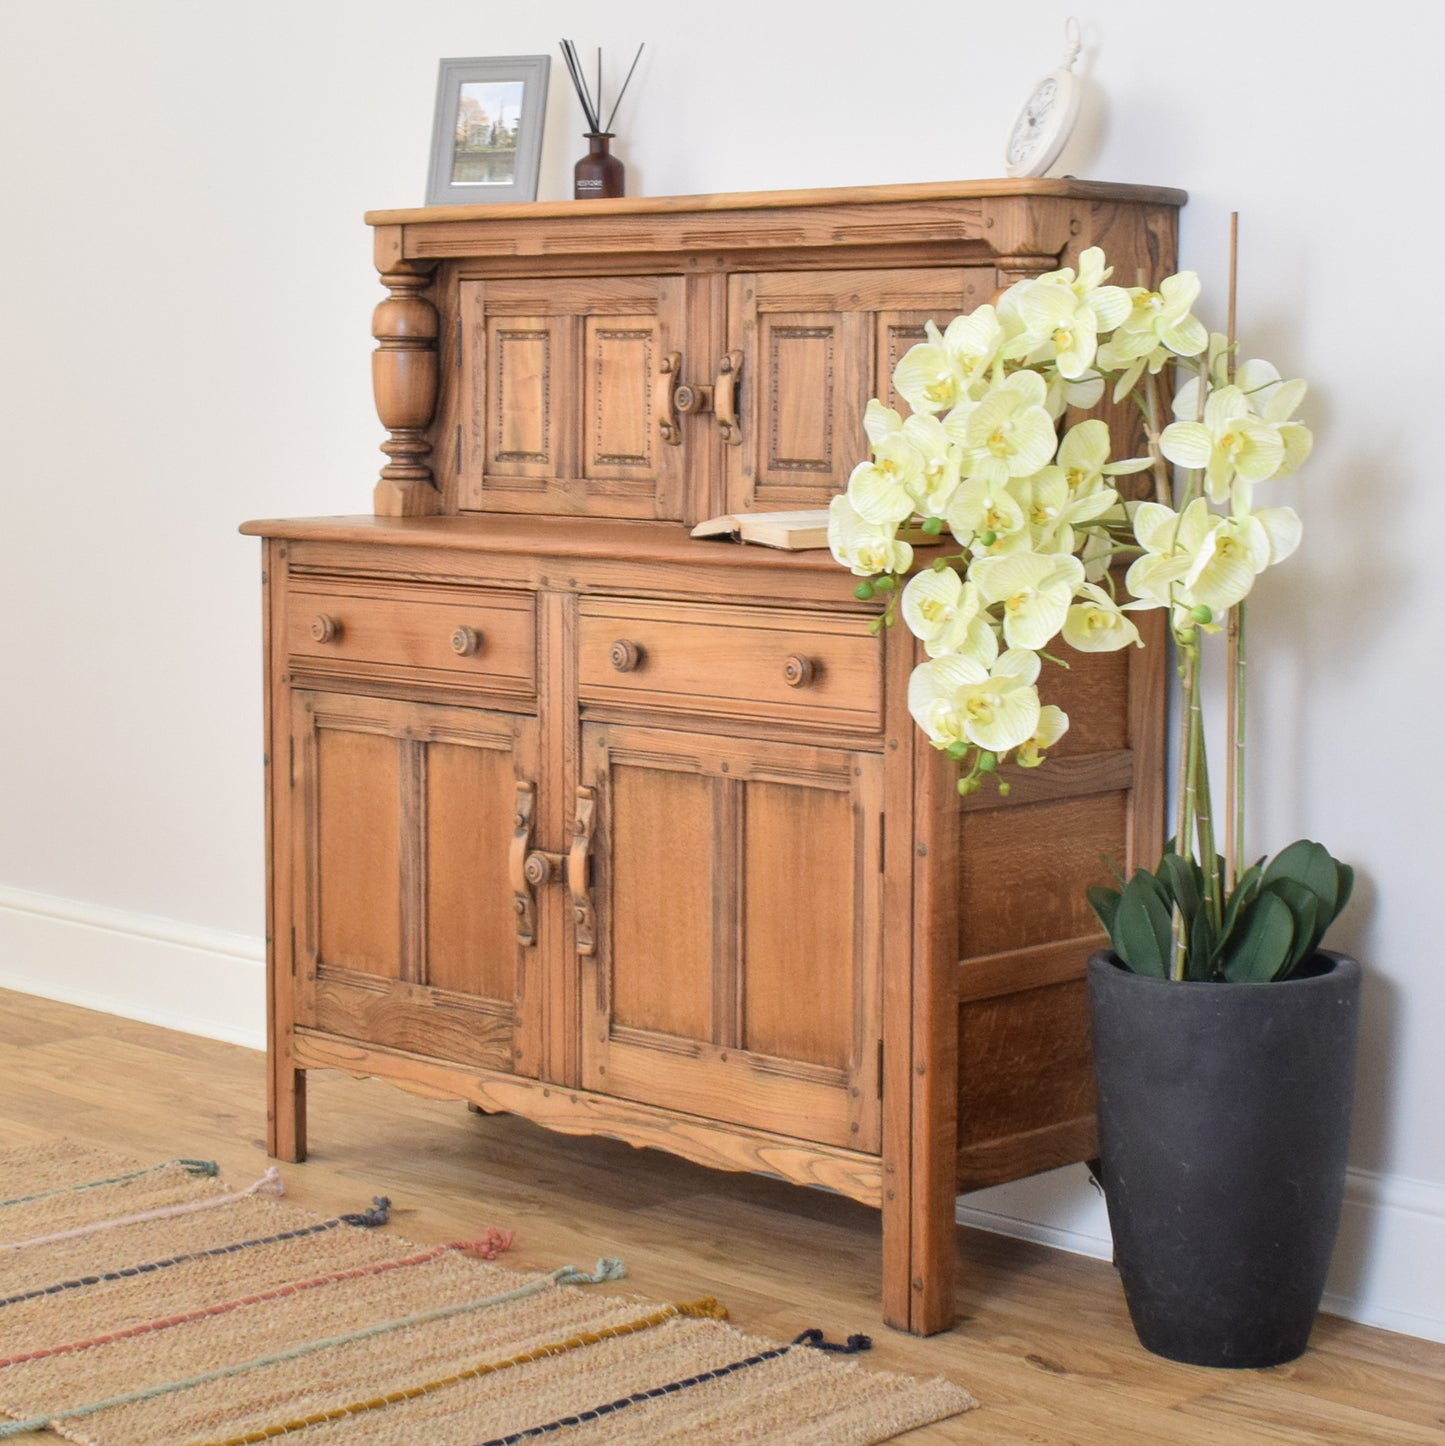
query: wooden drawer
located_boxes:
[578,599,882,733]
[286,581,535,696]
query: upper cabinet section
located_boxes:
[365,179,1186,522]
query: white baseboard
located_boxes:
[0,884,266,1050]
[1,883,1440,1343]
[958,1162,1445,1346]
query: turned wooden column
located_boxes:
[372,227,441,516]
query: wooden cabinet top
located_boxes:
[364,178,1187,265]
[365,177,1187,227]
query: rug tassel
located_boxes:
[457,1228,514,1259]
[675,1297,729,1321]
[340,1197,391,1228]
[180,1160,220,1177]
[791,1327,873,1353]
[555,1257,625,1285]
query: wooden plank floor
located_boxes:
[1,988,1441,1444]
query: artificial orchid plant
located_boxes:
[829,244,1350,983]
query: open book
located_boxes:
[690,508,832,550]
[690,507,942,551]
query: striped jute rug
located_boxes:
[0,1142,976,1444]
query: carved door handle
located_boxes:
[656,352,717,445]
[715,350,744,446]
[662,348,682,439]
[509,782,539,947]
[566,786,598,957]
[311,614,343,643]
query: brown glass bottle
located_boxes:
[574,133,625,199]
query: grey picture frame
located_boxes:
[426,55,551,206]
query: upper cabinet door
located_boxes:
[724,267,995,514]
[457,275,693,520]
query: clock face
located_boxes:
[1007,78,1058,165]
[1005,69,1078,177]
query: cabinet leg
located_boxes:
[881,1148,958,1335]
[268,1055,307,1162]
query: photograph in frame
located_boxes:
[427,56,550,206]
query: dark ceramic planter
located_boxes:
[1087,949,1361,1368]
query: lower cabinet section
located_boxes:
[256,529,1164,1337]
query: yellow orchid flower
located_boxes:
[1159,385,1287,502]
[1064,581,1143,652]
[962,371,1057,487]
[891,323,964,415]
[1058,418,1152,496]
[826,494,914,577]
[1016,705,1070,768]
[846,431,924,524]
[900,568,997,662]
[907,649,1043,755]
[1124,498,1217,610]
[971,550,1085,651]
[944,473,1027,551]
[863,397,905,448]
[1098,272,1208,399]
[1178,513,1271,613]
[900,413,963,517]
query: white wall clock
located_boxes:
[1005,18,1083,178]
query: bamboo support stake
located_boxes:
[1224,212,1243,893]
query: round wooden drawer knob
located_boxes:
[610,639,643,672]
[310,614,342,644]
[523,850,558,887]
[451,626,484,656]
[783,654,816,688]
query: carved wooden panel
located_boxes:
[292,691,539,1074]
[580,722,883,1151]
[958,791,1130,959]
[312,718,401,979]
[458,276,686,519]
[725,268,990,513]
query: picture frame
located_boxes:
[426,55,550,206]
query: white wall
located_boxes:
[2,0,1441,1341]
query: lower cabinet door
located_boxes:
[291,691,542,1076]
[578,722,883,1151]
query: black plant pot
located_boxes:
[1088,949,1361,1368]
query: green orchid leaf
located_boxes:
[1086,884,1122,937]
[1221,862,1263,942]
[1263,840,1338,922]
[1264,878,1321,974]
[1114,872,1173,977]
[1334,862,1355,921]
[1186,904,1217,981]
[1221,892,1296,983]
[1155,852,1203,923]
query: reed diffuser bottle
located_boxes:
[560,40,643,200]
[574,133,624,199]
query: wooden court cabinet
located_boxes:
[244,179,1179,1334]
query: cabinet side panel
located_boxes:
[316,730,402,976]
[425,742,517,1000]
[610,764,715,1041]
[741,781,855,1071]
[958,792,1127,957]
